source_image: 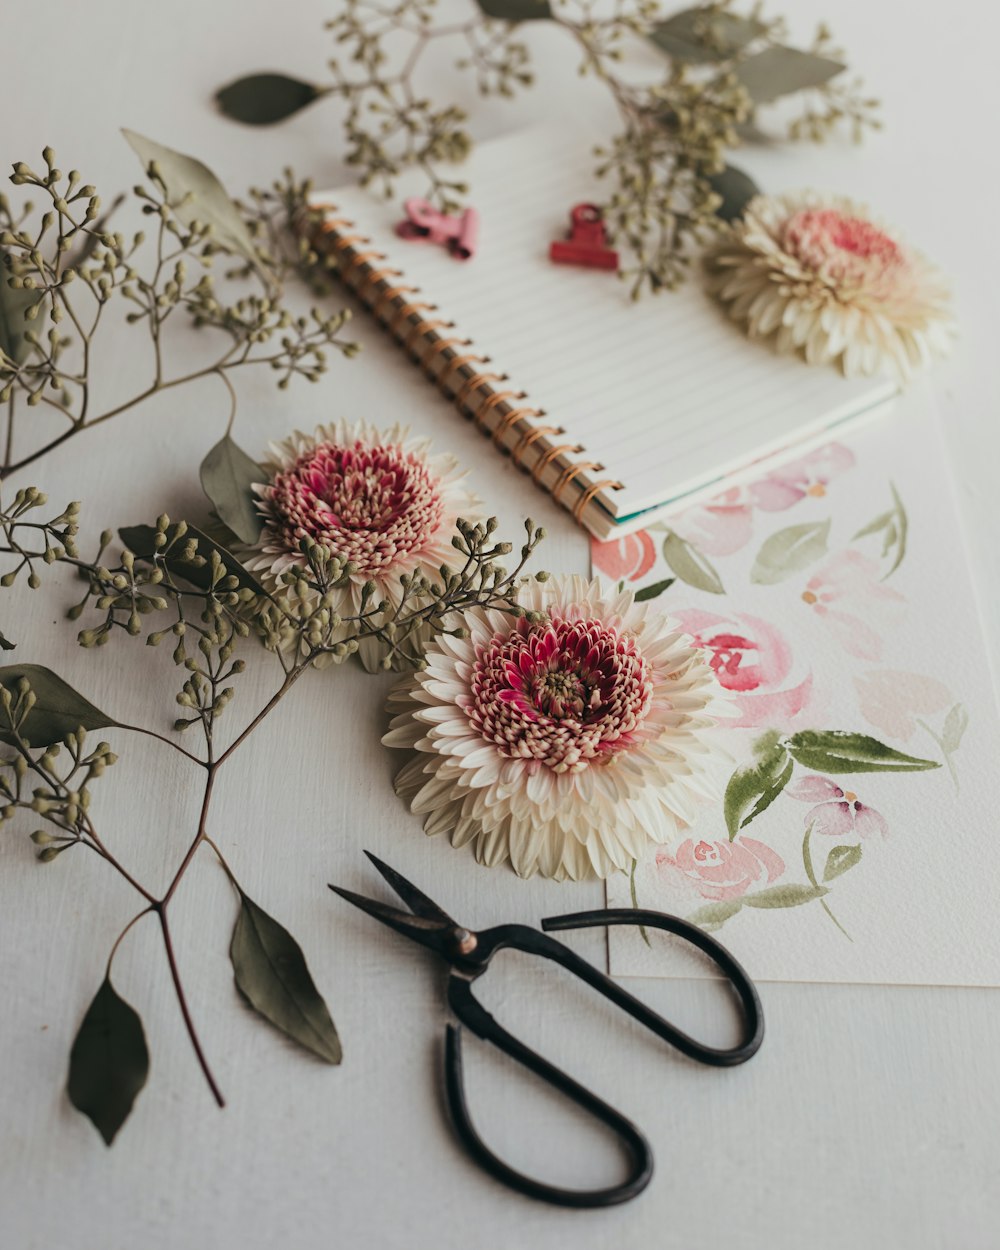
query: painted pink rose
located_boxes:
[786,774,889,839]
[800,550,906,661]
[591,529,657,582]
[669,488,754,557]
[673,608,812,729]
[853,669,951,741]
[749,444,856,512]
[656,836,785,901]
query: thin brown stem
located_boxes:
[158,907,225,1108]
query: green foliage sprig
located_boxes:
[216,0,880,296]
[0,134,356,480]
[0,482,546,1144]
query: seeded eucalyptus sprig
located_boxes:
[215,0,880,296]
[0,487,546,1144]
[0,133,356,479]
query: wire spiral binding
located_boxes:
[309,205,624,529]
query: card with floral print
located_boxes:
[598,390,1000,985]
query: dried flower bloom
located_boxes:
[243,421,480,662]
[383,576,728,880]
[705,192,954,379]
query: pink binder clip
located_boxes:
[549,204,619,271]
[395,198,479,261]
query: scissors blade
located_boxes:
[362,850,457,925]
[328,884,452,954]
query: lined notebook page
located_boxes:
[321,127,895,525]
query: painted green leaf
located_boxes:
[67,976,149,1146]
[736,45,845,104]
[200,435,264,545]
[724,740,793,839]
[231,891,342,1064]
[742,883,827,909]
[750,519,830,585]
[475,0,552,20]
[0,628,15,651]
[941,703,970,755]
[687,899,744,930]
[852,508,893,541]
[706,165,761,223]
[661,529,724,594]
[0,254,44,365]
[121,130,261,273]
[634,577,675,603]
[883,483,907,579]
[823,844,862,883]
[648,8,765,62]
[787,729,939,773]
[215,73,322,126]
[119,522,266,596]
[0,664,117,748]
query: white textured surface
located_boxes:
[1,2,998,1248]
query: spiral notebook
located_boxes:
[307,128,897,540]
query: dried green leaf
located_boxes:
[724,740,793,839]
[230,891,342,1064]
[0,627,15,651]
[475,0,552,21]
[200,435,264,545]
[121,129,262,273]
[661,530,724,594]
[67,975,149,1146]
[742,883,827,909]
[0,253,43,366]
[823,844,862,883]
[119,522,267,596]
[634,577,675,603]
[736,45,845,104]
[648,9,766,62]
[0,663,117,747]
[787,730,939,774]
[215,73,322,126]
[750,519,830,585]
[706,164,761,223]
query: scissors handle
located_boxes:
[445,980,654,1209]
[441,910,763,1208]
[541,907,764,1067]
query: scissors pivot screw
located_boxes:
[448,927,478,957]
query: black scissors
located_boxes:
[330,852,764,1209]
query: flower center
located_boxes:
[784,209,901,269]
[465,615,654,773]
[265,439,445,576]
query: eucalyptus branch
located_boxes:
[0,137,358,481]
[0,489,548,1143]
[216,0,880,296]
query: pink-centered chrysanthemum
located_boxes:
[383,576,728,880]
[243,421,480,642]
[705,192,954,379]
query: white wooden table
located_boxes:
[2,2,998,1246]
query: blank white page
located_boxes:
[319,127,895,525]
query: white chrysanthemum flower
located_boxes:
[383,576,729,881]
[240,420,480,666]
[705,192,954,379]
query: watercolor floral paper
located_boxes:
[596,390,1000,985]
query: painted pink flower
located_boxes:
[787,774,889,839]
[591,529,657,582]
[749,444,856,512]
[853,670,952,742]
[800,550,906,661]
[669,488,755,557]
[673,609,812,730]
[656,836,784,901]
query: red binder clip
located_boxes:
[549,204,619,271]
[395,198,479,261]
